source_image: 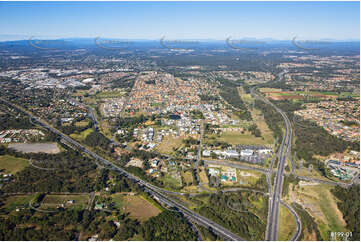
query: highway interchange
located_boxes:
[1,69,359,241]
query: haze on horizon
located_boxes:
[0,1,360,41]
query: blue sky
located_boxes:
[0,1,359,40]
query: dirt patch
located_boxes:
[8,142,60,154]
[124,196,161,222]
[126,158,143,168]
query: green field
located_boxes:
[158,174,182,190]
[208,130,271,146]
[182,170,194,184]
[295,91,359,97]
[111,193,125,210]
[288,184,347,240]
[155,135,184,155]
[95,90,126,98]
[278,203,297,240]
[0,155,29,174]
[0,194,37,212]
[40,194,89,210]
[70,128,94,141]
[74,120,90,127]
[237,169,263,187]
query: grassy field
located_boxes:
[69,128,94,141]
[236,169,263,187]
[288,184,347,240]
[182,170,194,184]
[0,194,37,212]
[251,108,274,145]
[158,174,182,190]
[155,135,184,155]
[209,130,271,146]
[110,193,125,210]
[95,90,126,98]
[295,167,332,181]
[123,195,161,222]
[74,120,90,127]
[259,88,282,92]
[295,91,359,98]
[208,87,273,146]
[0,155,29,174]
[40,194,89,210]
[278,202,297,240]
[199,167,209,184]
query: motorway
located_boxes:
[280,201,302,241]
[0,97,244,241]
[250,69,295,241]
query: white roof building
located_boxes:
[240,149,254,157]
[202,150,211,157]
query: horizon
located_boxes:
[0,1,359,41]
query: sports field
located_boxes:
[0,155,29,174]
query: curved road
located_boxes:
[250,70,298,241]
[0,97,244,241]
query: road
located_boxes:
[280,200,302,241]
[0,97,244,241]
[88,107,99,130]
[87,192,96,211]
[250,70,293,241]
[195,123,203,188]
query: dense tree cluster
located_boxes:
[0,207,139,241]
[85,131,111,150]
[140,210,197,241]
[0,113,34,130]
[217,78,252,121]
[1,146,97,193]
[254,99,283,142]
[195,192,267,240]
[247,124,262,137]
[58,121,92,135]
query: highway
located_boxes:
[280,200,302,241]
[250,69,295,241]
[0,97,244,241]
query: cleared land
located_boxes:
[70,128,94,141]
[158,174,182,189]
[0,194,36,212]
[199,167,209,184]
[95,90,126,98]
[260,89,359,101]
[208,130,271,146]
[236,169,262,187]
[0,155,29,174]
[123,195,161,222]
[74,120,90,127]
[155,135,184,154]
[182,170,194,184]
[8,142,60,154]
[40,194,89,210]
[287,184,347,240]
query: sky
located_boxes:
[0,1,360,41]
